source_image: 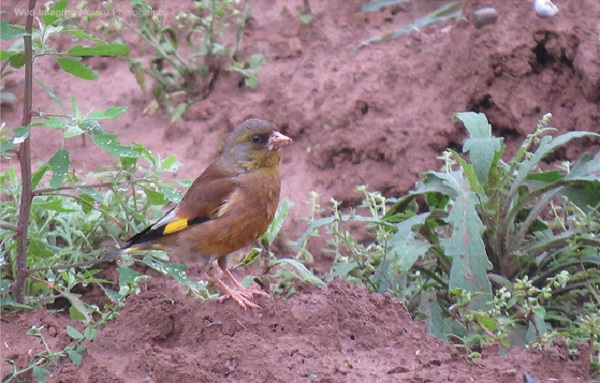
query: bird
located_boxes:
[114,118,292,309]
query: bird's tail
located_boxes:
[101,243,164,262]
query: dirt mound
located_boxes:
[1,280,589,383]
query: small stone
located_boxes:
[473,7,498,29]
[534,0,559,18]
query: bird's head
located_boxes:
[224,118,292,171]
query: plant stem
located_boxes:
[27,249,125,274]
[15,0,37,304]
[32,181,116,196]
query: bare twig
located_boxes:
[0,221,18,232]
[15,0,37,304]
[27,249,125,274]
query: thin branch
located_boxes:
[0,222,18,232]
[15,0,37,304]
[27,249,125,274]
[33,181,116,196]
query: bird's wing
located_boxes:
[126,162,238,245]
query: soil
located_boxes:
[1,0,599,382]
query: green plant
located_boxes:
[1,0,130,304]
[0,0,216,311]
[1,2,216,377]
[3,324,96,383]
[295,112,599,361]
[119,0,264,121]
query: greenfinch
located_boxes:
[119,118,292,309]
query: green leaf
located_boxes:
[48,148,70,188]
[170,103,187,122]
[244,75,259,89]
[418,291,450,341]
[143,187,167,205]
[0,20,28,41]
[36,80,64,108]
[386,213,430,271]
[8,51,25,68]
[64,29,105,44]
[32,366,50,383]
[566,151,600,180]
[161,155,181,171]
[28,238,54,258]
[92,134,138,158]
[84,327,98,341]
[436,171,493,310]
[272,259,324,287]
[67,349,83,366]
[42,0,68,26]
[62,291,93,322]
[454,112,502,185]
[131,0,153,11]
[64,124,85,138]
[463,137,502,185]
[140,257,207,291]
[474,312,497,331]
[299,12,313,25]
[510,131,600,196]
[0,49,16,60]
[526,170,563,183]
[0,297,32,309]
[294,216,336,250]
[328,262,359,280]
[67,43,129,56]
[248,54,265,69]
[0,89,15,102]
[453,112,492,137]
[235,247,261,269]
[66,325,84,340]
[56,57,98,80]
[36,199,77,212]
[266,199,292,244]
[449,149,486,198]
[78,194,95,214]
[160,184,182,203]
[11,126,31,144]
[526,307,549,343]
[69,305,86,321]
[87,106,127,120]
[70,94,79,116]
[118,265,140,286]
[44,117,68,129]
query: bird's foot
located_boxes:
[217,289,261,309]
[212,274,269,309]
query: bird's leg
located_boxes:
[207,258,269,309]
[212,257,269,309]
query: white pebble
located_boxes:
[534,0,559,18]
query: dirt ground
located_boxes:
[1,0,599,382]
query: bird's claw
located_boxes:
[218,288,269,309]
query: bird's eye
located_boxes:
[251,134,262,144]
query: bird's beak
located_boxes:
[268,131,292,151]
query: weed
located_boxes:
[116,0,264,121]
[295,112,600,363]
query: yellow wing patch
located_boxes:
[163,219,189,235]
